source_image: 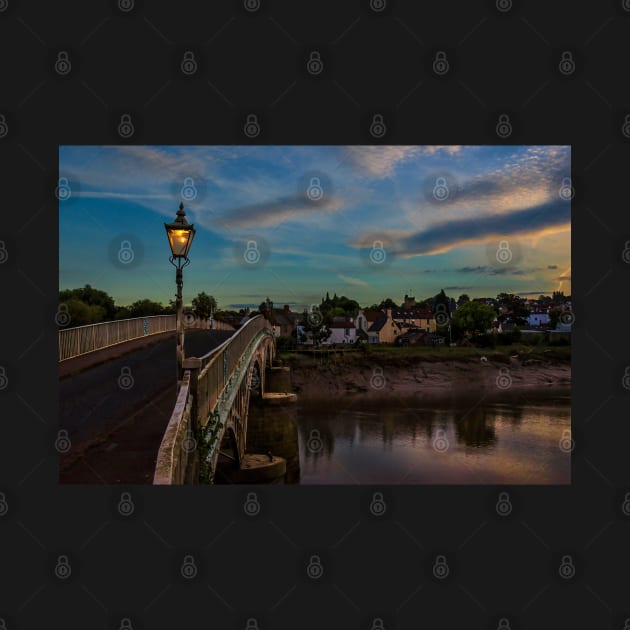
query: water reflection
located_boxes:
[296,394,570,485]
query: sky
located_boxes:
[59,145,571,311]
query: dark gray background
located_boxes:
[1,0,629,628]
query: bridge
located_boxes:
[58,313,297,485]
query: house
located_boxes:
[355,309,369,334]
[270,304,300,336]
[328,317,356,344]
[367,308,402,344]
[528,312,550,327]
[396,328,428,345]
[391,307,436,333]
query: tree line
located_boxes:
[58,285,222,327]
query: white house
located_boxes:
[528,312,550,327]
[329,317,356,344]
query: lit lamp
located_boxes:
[165,202,196,382]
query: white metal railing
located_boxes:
[153,315,274,484]
[58,314,236,361]
[58,315,176,361]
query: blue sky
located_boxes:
[59,145,571,310]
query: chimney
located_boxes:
[386,307,392,319]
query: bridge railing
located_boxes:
[58,315,176,361]
[153,315,274,484]
[58,314,235,360]
[153,370,195,485]
[195,315,273,424]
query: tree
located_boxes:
[191,292,217,319]
[495,292,529,325]
[59,284,116,320]
[457,294,470,307]
[378,297,398,310]
[452,300,497,334]
[126,299,166,318]
[301,308,332,347]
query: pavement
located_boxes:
[59,329,235,484]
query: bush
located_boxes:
[472,333,496,348]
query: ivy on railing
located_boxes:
[196,410,224,484]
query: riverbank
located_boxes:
[279,345,571,399]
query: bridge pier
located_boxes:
[242,363,300,483]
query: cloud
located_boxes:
[74,191,172,200]
[215,194,345,229]
[369,199,570,256]
[338,274,369,287]
[342,146,462,178]
[443,286,473,291]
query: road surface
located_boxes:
[59,329,234,483]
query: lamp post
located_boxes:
[164,202,196,382]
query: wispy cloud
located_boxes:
[215,194,346,229]
[342,145,462,178]
[338,274,369,287]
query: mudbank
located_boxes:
[279,350,571,400]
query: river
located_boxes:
[293,392,571,484]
